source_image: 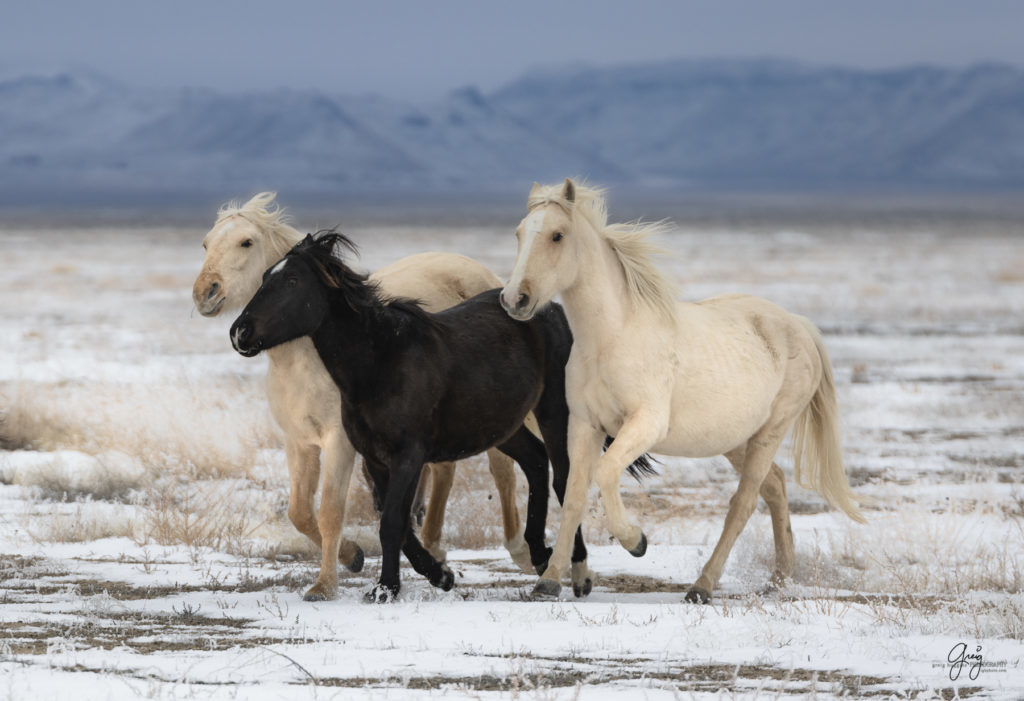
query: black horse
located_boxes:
[231,232,651,602]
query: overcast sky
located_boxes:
[4,1,1024,99]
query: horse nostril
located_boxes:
[517,293,530,311]
[231,321,252,350]
[207,281,221,300]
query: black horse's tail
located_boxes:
[603,435,659,482]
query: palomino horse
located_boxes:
[231,232,630,601]
[500,179,865,603]
[192,193,531,600]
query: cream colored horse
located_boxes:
[500,179,865,603]
[193,192,532,600]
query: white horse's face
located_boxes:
[193,215,271,317]
[501,201,578,320]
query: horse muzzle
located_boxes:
[229,319,263,357]
[193,278,226,317]
[499,288,535,321]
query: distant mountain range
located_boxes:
[2,59,1024,203]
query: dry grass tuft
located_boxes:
[27,503,140,543]
[0,377,278,482]
[142,480,274,556]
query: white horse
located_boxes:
[500,180,865,602]
[193,192,532,600]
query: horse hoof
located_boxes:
[302,583,333,602]
[628,532,648,558]
[364,583,398,604]
[531,579,561,600]
[345,545,365,573]
[431,565,455,592]
[572,577,593,598]
[685,586,711,604]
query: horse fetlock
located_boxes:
[430,564,455,591]
[531,578,562,600]
[570,561,594,598]
[302,579,337,602]
[505,534,534,574]
[342,544,365,573]
[365,582,400,604]
[531,545,553,575]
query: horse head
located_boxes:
[229,231,362,357]
[193,192,302,317]
[501,178,582,320]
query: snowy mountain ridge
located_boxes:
[2,58,1023,202]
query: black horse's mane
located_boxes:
[295,230,438,330]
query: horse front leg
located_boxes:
[285,439,322,547]
[593,409,669,556]
[367,453,452,603]
[533,417,604,599]
[303,430,359,601]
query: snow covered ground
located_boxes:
[0,213,1022,699]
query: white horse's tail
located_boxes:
[791,318,867,524]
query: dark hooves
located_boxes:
[531,578,561,600]
[345,545,365,573]
[572,577,593,598]
[430,565,455,592]
[684,586,711,604]
[533,547,553,576]
[364,583,399,604]
[628,532,648,558]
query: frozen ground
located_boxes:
[0,214,1022,699]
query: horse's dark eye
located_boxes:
[552,232,564,242]
[287,277,298,288]
[241,239,253,248]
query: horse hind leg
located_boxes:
[688,431,787,605]
[484,447,532,574]
[724,448,795,588]
[419,462,454,563]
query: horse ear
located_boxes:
[562,178,576,204]
[529,181,541,200]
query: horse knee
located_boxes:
[595,466,624,495]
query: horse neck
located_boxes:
[306,300,380,401]
[560,221,632,349]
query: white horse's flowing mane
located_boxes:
[216,192,304,262]
[528,182,679,322]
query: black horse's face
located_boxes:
[229,254,328,357]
